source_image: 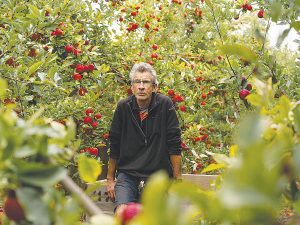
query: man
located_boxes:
[106,62,182,216]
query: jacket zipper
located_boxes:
[127,99,160,147]
[127,103,147,146]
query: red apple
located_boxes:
[151,53,158,59]
[73,74,81,81]
[132,23,138,29]
[58,23,66,27]
[201,101,205,105]
[55,28,63,36]
[74,49,82,56]
[65,45,73,53]
[91,122,98,128]
[84,65,89,72]
[88,64,95,72]
[152,44,158,50]
[168,89,175,95]
[76,64,84,73]
[258,10,264,18]
[119,17,123,22]
[85,40,89,45]
[145,23,149,29]
[180,105,186,111]
[131,11,137,16]
[173,94,179,101]
[4,191,26,222]
[95,113,102,119]
[90,147,98,155]
[246,83,252,91]
[30,34,39,41]
[79,88,87,96]
[202,94,207,99]
[84,116,92,124]
[239,89,250,100]
[122,203,143,223]
[86,109,93,115]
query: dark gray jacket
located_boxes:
[109,92,182,178]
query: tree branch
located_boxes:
[61,175,104,216]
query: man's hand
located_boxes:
[106,178,116,202]
[106,158,117,202]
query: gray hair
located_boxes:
[129,62,158,86]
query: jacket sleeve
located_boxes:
[109,103,123,159]
[166,98,182,155]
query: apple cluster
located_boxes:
[83,109,101,129]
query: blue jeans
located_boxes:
[114,173,145,212]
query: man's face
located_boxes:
[131,71,157,105]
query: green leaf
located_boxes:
[68,88,78,97]
[38,22,45,29]
[231,60,239,70]
[236,114,265,149]
[213,153,231,166]
[27,4,41,19]
[270,2,281,22]
[293,143,300,177]
[18,163,67,187]
[277,124,294,150]
[276,28,291,47]
[45,55,58,64]
[172,180,210,209]
[85,181,105,195]
[78,154,102,183]
[247,94,262,106]
[219,44,258,64]
[229,145,239,158]
[254,28,265,42]
[49,66,58,79]
[141,171,169,225]
[293,105,300,134]
[274,95,290,123]
[0,77,7,97]
[28,107,44,125]
[291,21,300,31]
[28,61,44,75]
[51,121,67,139]
[201,163,227,174]
[204,0,212,7]
[14,145,37,158]
[16,187,51,225]
[279,95,290,118]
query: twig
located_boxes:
[232,97,241,116]
[209,3,237,77]
[60,175,104,216]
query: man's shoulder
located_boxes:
[155,93,172,103]
[117,95,133,107]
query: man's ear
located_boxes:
[153,83,158,92]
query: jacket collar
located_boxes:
[130,92,159,111]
